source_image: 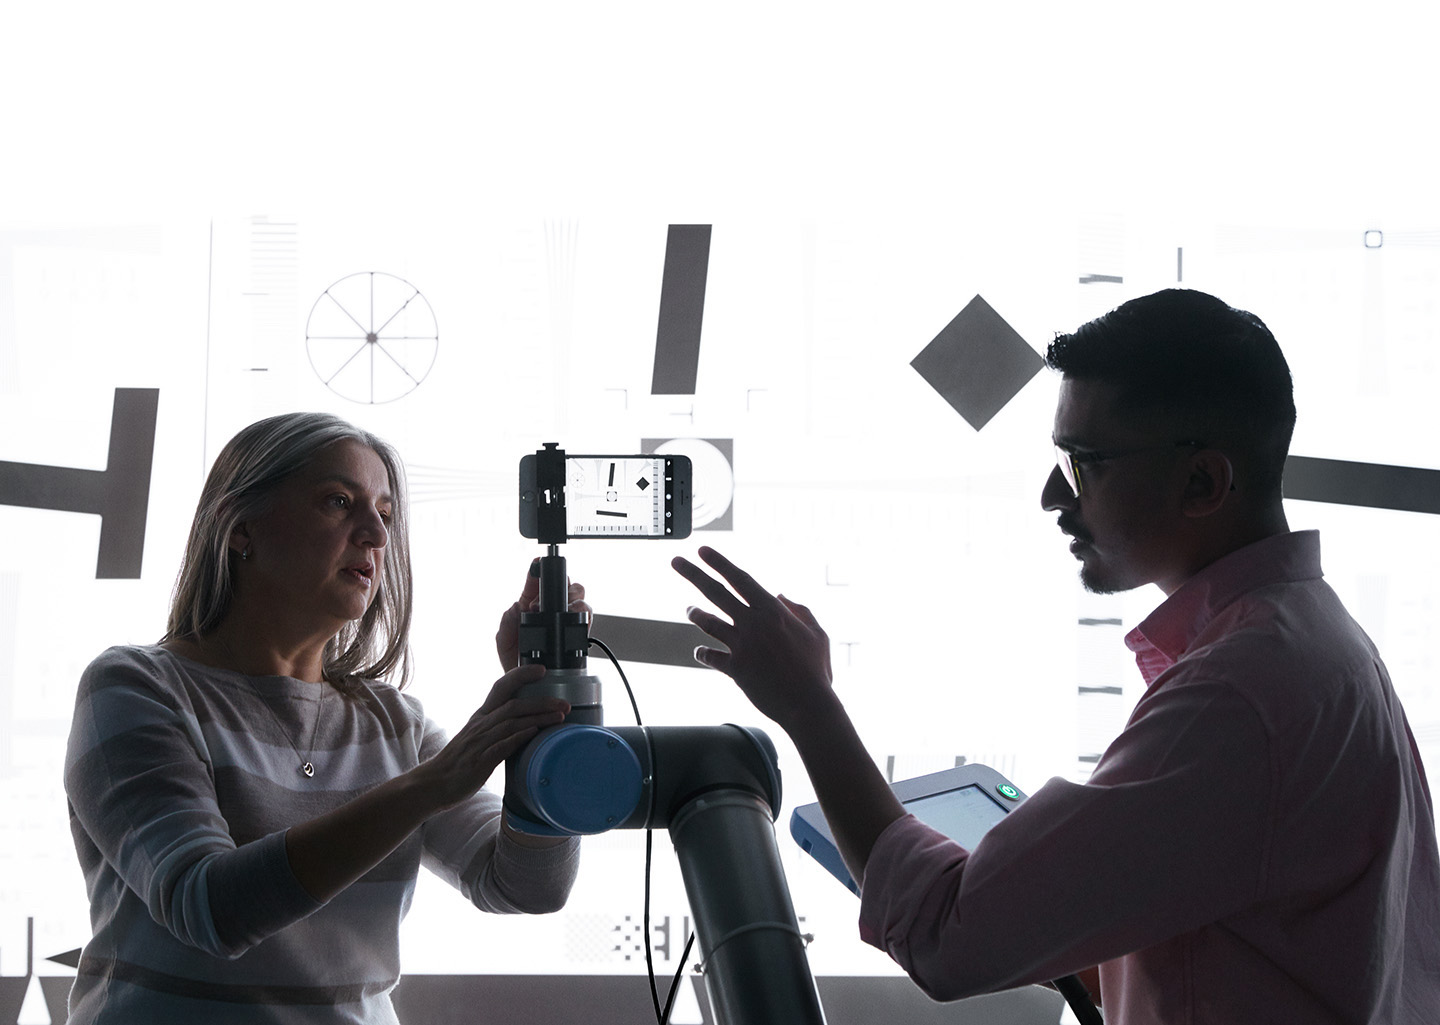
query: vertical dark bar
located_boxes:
[97,388,160,578]
[651,224,712,395]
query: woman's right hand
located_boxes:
[418,664,569,810]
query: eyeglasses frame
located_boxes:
[1054,439,1207,498]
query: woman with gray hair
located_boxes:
[63,412,582,1024]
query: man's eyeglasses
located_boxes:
[1054,440,1206,498]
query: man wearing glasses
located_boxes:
[674,289,1440,1024]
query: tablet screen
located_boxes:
[905,784,1010,849]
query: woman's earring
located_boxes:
[241,546,251,561]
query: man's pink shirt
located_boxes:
[858,530,1440,1023]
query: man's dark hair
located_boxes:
[1045,289,1296,500]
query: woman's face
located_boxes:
[234,439,394,633]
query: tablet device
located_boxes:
[789,763,1027,894]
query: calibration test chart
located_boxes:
[566,456,669,536]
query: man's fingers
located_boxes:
[672,555,749,618]
[696,546,775,607]
[692,645,732,674]
[685,606,737,646]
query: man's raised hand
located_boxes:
[672,547,834,729]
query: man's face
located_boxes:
[1041,377,1197,596]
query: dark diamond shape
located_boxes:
[910,294,1043,431]
[636,477,650,490]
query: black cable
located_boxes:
[589,637,695,1025]
[643,830,662,1021]
[1053,973,1103,1024]
[590,636,642,726]
[660,931,697,1024]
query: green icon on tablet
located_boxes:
[996,784,1021,801]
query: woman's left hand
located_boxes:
[495,560,589,671]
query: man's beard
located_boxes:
[1077,553,1132,595]
[1080,567,1124,595]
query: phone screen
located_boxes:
[566,456,670,536]
[519,452,691,539]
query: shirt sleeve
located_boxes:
[858,677,1274,1000]
[416,719,580,913]
[64,649,323,960]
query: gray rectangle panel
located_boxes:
[590,613,716,669]
[650,224,712,395]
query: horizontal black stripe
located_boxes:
[1285,455,1440,515]
[78,955,394,1006]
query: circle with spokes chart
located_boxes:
[305,271,439,404]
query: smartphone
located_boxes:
[519,453,692,539]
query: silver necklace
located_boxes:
[190,637,329,777]
[249,683,327,777]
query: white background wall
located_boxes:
[2,0,1437,1007]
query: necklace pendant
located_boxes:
[301,761,315,778]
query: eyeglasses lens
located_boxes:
[1055,446,1081,497]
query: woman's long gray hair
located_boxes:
[161,412,414,689]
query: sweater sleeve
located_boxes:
[416,718,580,913]
[64,648,323,959]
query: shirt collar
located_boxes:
[1124,530,1324,684]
